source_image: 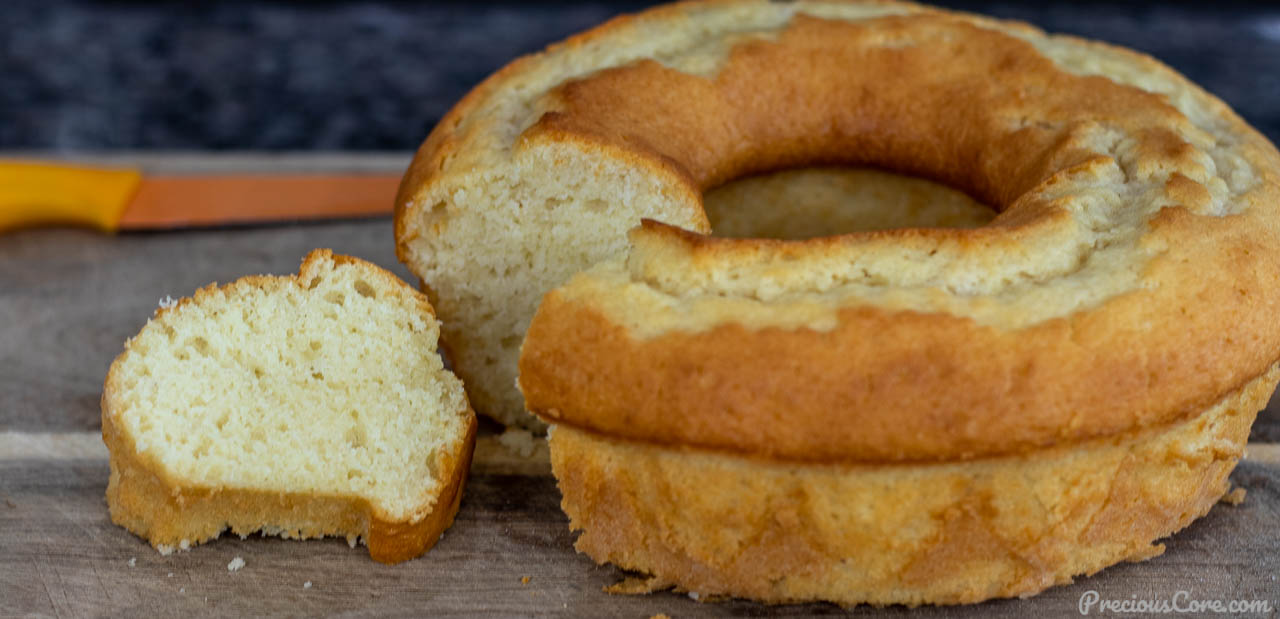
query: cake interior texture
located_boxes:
[105,251,470,531]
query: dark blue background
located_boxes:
[3,1,1278,150]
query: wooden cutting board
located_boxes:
[3,153,1278,618]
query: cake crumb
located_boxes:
[167,572,174,578]
[227,557,245,572]
[179,587,185,594]
[605,575,665,595]
[688,591,701,601]
[159,296,178,309]
[1221,487,1247,505]
[127,557,136,567]
[498,428,537,458]
[521,576,530,585]
[303,581,312,589]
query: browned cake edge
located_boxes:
[103,406,476,564]
[549,363,1279,606]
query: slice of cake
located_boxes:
[102,249,475,563]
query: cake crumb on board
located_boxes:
[498,428,537,457]
[227,557,245,572]
[1221,486,1247,505]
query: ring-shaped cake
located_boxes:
[394,0,1280,605]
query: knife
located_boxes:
[0,159,403,233]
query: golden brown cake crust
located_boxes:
[520,219,1280,462]
[103,402,475,565]
[551,365,1277,606]
[102,250,477,564]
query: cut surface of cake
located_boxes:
[102,249,475,563]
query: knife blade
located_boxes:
[0,160,403,233]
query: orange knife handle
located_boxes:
[0,161,142,233]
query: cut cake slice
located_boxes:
[102,249,475,563]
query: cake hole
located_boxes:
[325,291,345,306]
[345,425,367,450]
[309,340,322,351]
[192,438,212,458]
[312,371,324,381]
[353,280,376,299]
[423,200,449,232]
[424,448,439,479]
[704,166,997,240]
[307,276,322,290]
[186,337,210,356]
[253,367,265,379]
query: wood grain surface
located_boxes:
[2,154,1279,617]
